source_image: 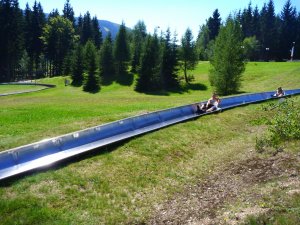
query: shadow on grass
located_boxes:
[141,82,208,96]
[101,74,116,86]
[116,71,134,86]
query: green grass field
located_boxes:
[0,61,299,224]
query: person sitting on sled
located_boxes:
[273,87,285,97]
[198,93,221,112]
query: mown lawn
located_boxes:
[0,61,299,224]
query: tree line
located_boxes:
[0,0,299,94]
[197,0,300,62]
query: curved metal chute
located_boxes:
[0,82,56,96]
[0,89,299,180]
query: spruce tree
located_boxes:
[81,11,92,45]
[71,44,84,86]
[48,9,59,20]
[30,1,46,76]
[260,0,278,60]
[180,28,198,83]
[0,0,24,82]
[99,32,114,81]
[160,28,180,90]
[41,16,75,76]
[207,9,221,41]
[196,25,210,60]
[131,20,147,72]
[209,18,245,95]
[63,0,75,27]
[279,0,297,59]
[83,40,100,92]
[91,16,102,49]
[135,34,161,92]
[113,21,130,75]
[240,3,253,38]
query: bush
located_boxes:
[255,99,300,153]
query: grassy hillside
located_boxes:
[0,61,299,224]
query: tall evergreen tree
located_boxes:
[113,21,130,74]
[76,13,83,37]
[131,20,147,72]
[48,8,59,20]
[41,16,75,76]
[0,0,24,81]
[83,40,100,92]
[23,3,33,77]
[99,32,114,80]
[209,17,245,95]
[135,33,161,92]
[30,1,46,76]
[207,9,221,41]
[160,28,180,90]
[180,28,198,83]
[260,0,278,60]
[71,44,84,86]
[240,3,253,38]
[196,24,210,60]
[81,11,92,45]
[63,0,75,27]
[252,6,261,39]
[279,0,297,59]
[91,16,102,49]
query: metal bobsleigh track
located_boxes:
[1,89,300,180]
[0,82,56,96]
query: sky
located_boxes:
[18,0,300,38]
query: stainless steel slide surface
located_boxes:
[0,82,56,96]
[1,89,300,180]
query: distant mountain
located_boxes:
[99,20,123,39]
[44,13,128,39]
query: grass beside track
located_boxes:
[0,61,299,224]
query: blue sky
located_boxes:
[18,0,300,38]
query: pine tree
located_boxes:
[63,0,75,27]
[91,16,102,49]
[71,44,84,86]
[0,0,24,82]
[30,1,46,76]
[76,14,83,37]
[135,33,161,92]
[113,21,130,75]
[48,8,59,20]
[180,28,198,83]
[240,3,253,38]
[209,17,245,95]
[252,6,261,39]
[260,0,278,60]
[99,32,114,81]
[23,3,33,77]
[131,20,147,72]
[83,40,100,92]
[207,9,221,41]
[196,25,210,60]
[41,16,75,76]
[160,28,180,90]
[279,0,297,59]
[81,11,92,45]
